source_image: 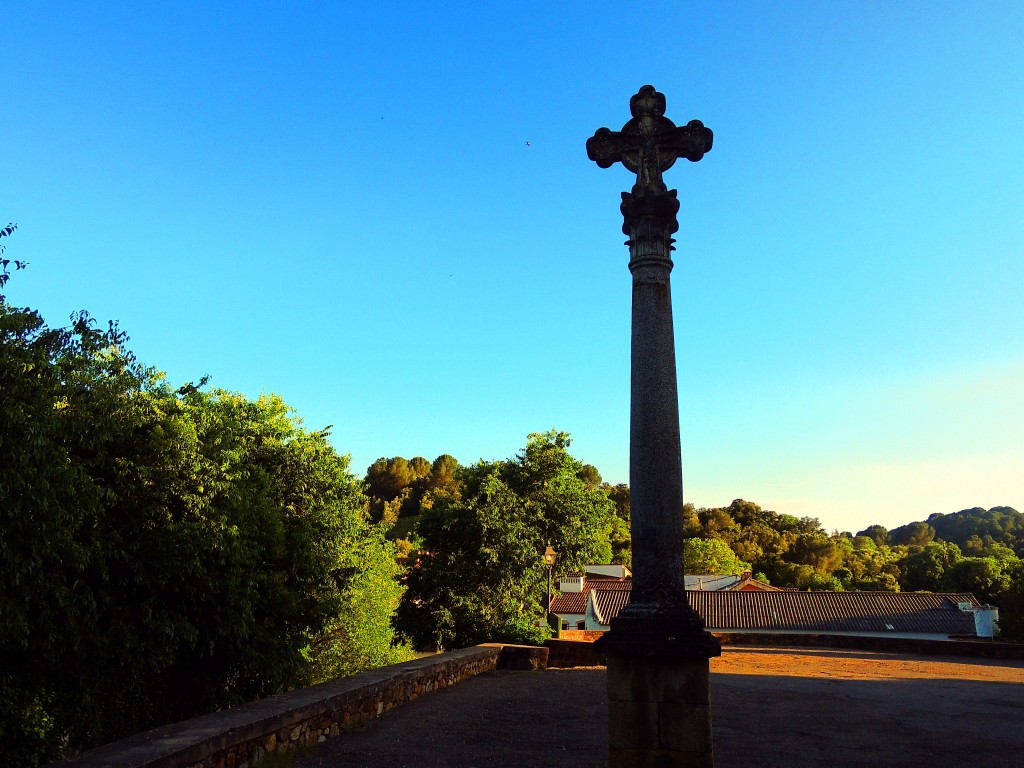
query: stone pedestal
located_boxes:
[607,654,714,768]
[600,611,719,768]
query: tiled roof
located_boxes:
[591,579,632,590]
[549,592,588,614]
[590,587,982,636]
[592,588,633,624]
[550,575,631,615]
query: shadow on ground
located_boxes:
[296,650,1024,768]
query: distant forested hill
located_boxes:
[890,507,1023,557]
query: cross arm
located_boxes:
[666,120,714,162]
[586,127,631,168]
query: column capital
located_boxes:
[623,189,680,273]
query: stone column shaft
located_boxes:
[626,207,688,616]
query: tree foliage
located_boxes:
[364,452,463,526]
[913,507,1024,557]
[0,281,403,764]
[306,530,416,682]
[995,560,1024,641]
[684,538,750,575]
[394,431,616,650]
[0,222,25,288]
[670,496,1022,634]
[889,521,937,549]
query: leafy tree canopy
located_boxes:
[684,538,751,575]
[393,431,616,650]
[1,273,404,764]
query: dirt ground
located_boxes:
[296,647,1024,768]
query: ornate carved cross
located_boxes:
[587,85,713,195]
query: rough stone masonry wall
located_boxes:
[53,645,505,768]
[546,637,607,667]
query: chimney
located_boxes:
[559,574,585,593]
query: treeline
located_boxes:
[363,450,1022,602]
[1,273,413,765]
[678,500,1022,603]
[678,499,1023,640]
[366,451,1023,645]
[363,447,629,567]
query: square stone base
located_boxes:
[606,655,714,768]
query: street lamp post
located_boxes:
[543,544,557,626]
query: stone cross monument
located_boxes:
[588,85,721,768]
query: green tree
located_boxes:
[851,535,877,552]
[366,454,462,524]
[307,530,416,682]
[60,385,371,748]
[603,483,631,521]
[499,431,615,570]
[899,540,962,592]
[943,557,1011,604]
[740,521,790,565]
[609,515,632,568]
[855,571,900,592]
[785,533,844,574]
[925,506,1023,557]
[428,454,460,491]
[697,506,737,538]
[394,431,616,650]
[0,283,393,763]
[725,498,768,527]
[394,473,548,650]
[366,456,414,501]
[682,502,700,537]
[0,222,25,288]
[601,483,632,566]
[1,297,104,765]
[994,560,1024,640]
[890,521,937,549]
[684,538,750,575]
[856,524,890,547]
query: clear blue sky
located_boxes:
[4,2,1022,533]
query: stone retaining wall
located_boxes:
[546,638,606,667]
[52,646,505,768]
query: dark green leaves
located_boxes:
[0,295,387,763]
